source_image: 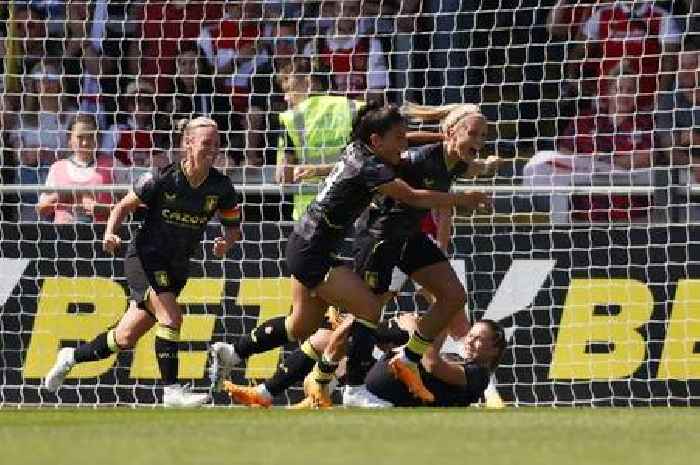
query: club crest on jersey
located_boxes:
[204,195,218,213]
[424,178,435,187]
[164,192,177,203]
[154,271,169,287]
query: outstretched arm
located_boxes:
[378,178,491,211]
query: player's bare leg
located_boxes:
[388,261,466,403]
[44,301,154,393]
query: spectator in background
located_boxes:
[11,62,76,182]
[128,0,223,94]
[547,0,613,41]
[37,114,122,223]
[305,0,388,102]
[9,4,57,75]
[567,0,682,102]
[523,62,654,222]
[166,45,226,124]
[101,79,167,181]
[63,0,138,131]
[265,20,300,76]
[164,45,232,164]
[275,57,363,220]
[197,2,270,166]
[656,41,700,186]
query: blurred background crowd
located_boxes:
[0,0,697,223]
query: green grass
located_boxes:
[1,408,698,465]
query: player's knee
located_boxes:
[114,327,140,349]
[159,314,182,331]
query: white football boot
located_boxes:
[208,342,241,392]
[342,385,392,408]
[163,384,210,408]
[43,348,76,393]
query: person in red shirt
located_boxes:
[567,1,682,101]
[305,0,388,102]
[547,0,614,41]
[523,61,654,222]
[197,2,268,165]
[101,79,168,181]
[127,1,224,94]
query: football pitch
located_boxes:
[2,408,698,465]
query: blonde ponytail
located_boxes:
[402,102,484,133]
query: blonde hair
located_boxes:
[183,116,218,137]
[402,102,484,133]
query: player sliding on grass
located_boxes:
[210,103,490,402]
[364,316,506,407]
[44,118,241,407]
[222,313,505,408]
[222,103,501,407]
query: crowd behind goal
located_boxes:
[0,1,697,224]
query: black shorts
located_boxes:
[353,233,447,294]
[286,231,343,289]
[125,248,189,310]
[365,355,420,407]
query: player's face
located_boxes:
[449,116,487,162]
[372,123,408,165]
[463,322,500,364]
[70,122,97,161]
[187,126,219,171]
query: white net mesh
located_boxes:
[0,1,699,406]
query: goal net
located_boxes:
[0,1,698,407]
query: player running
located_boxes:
[43,117,240,407]
[209,103,490,398]
[222,103,501,407]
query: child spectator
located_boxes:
[37,114,123,223]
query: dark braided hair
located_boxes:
[350,102,405,146]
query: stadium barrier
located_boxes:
[2,215,700,406]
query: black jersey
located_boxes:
[295,141,396,245]
[131,162,240,259]
[358,143,469,240]
[366,354,490,407]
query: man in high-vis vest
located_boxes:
[275,58,365,220]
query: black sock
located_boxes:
[235,316,290,359]
[265,347,317,396]
[74,330,119,363]
[375,319,410,346]
[346,319,378,386]
[155,333,179,386]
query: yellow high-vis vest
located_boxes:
[277,95,364,220]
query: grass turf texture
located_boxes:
[1,408,698,465]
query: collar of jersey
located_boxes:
[68,155,95,168]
